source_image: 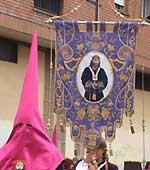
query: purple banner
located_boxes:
[55,21,137,148]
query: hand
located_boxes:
[88,163,96,170]
[92,81,98,89]
[85,81,92,88]
[98,81,104,89]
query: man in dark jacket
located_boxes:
[74,138,118,170]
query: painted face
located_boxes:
[92,56,100,70]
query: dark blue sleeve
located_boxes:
[56,162,64,170]
[73,159,82,170]
[108,162,118,170]
[81,67,92,87]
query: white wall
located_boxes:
[109,90,150,170]
[65,126,75,158]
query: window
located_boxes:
[114,0,129,16]
[87,0,96,2]
[34,0,63,15]
[141,0,150,19]
[87,0,97,3]
[115,0,124,9]
[87,0,101,5]
[115,3,124,10]
[0,38,18,63]
[135,70,150,91]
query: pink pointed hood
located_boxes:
[0,33,64,170]
[14,32,44,131]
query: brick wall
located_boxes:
[0,0,150,67]
[1,0,33,18]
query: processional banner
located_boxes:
[55,21,137,148]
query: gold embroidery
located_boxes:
[92,43,99,51]
[77,108,86,120]
[76,43,84,51]
[101,108,110,120]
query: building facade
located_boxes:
[0,0,150,169]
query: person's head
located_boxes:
[145,162,150,170]
[90,55,101,71]
[95,138,107,163]
[63,158,74,170]
[86,138,107,164]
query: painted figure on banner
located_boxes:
[55,21,137,147]
[81,55,108,102]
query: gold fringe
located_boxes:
[109,143,113,156]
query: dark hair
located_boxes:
[63,158,74,170]
[96,138,107,150]
[96,138,108,161]
[90,55,100,68]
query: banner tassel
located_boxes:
[129,118,135,134]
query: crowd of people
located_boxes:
[62,146,150,170]
[61,138,118,170]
